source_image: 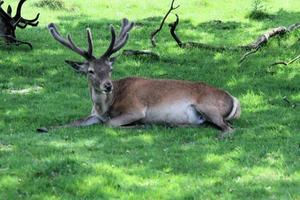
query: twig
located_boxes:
[150,0,179,47]
[269,54,300,67]
[239,48,260,63]
[123,49,160,60]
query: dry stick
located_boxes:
[168,14,238,52]
[239,24,300,63]
[122,49,160,60]
[150,0,179,47]
[269,54,300,66]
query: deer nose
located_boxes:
[104,82,113,93]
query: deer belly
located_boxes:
[144,102,205,125]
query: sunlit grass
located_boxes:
[0,0,300,199]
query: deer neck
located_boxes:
[89,81,117,117]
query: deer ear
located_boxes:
[65,60,88,74]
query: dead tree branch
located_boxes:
[122,49,160,60]
[269,54,300,67]
[168,14,239,52]
[240,23,300,63]
[168,14,300,63]
[150,0,179,47]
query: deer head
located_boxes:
[0,0,39,47]
[48,19,134,94]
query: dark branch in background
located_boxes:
[150,0,179,47]
[239,23,300,63]
[168,15,300,64]
[168,14,240,51]
[269,54,300,67]
[123,49,160,60]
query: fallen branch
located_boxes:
[269,54,300,67]
[168,14,300,63]
[168,14,239,52]
[122,49,160,60]
[240,23,300,63]
[150,0,179,47]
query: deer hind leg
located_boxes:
[106,110,146,128]
[37,115,104,133]
[193,105,233,139]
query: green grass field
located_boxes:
[0,0,300,199]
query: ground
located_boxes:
[0,0,299,199]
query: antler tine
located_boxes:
[116,18,129,42]
[19,13,40,27]
[86,28,93,57]
[18,19,39,27]
[101,18,134,58]
[48,23,95,60]
[6,5,11,16]
[101,25,116,58]
[14,0,26,20]
[0,2,12,21]
[111,20,134,54]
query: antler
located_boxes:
[13,0,40,28]
[101,18,134,58]
[0,1,13,23]
[48,23,95,60]
[0,0,39,28]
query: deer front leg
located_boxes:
[37,115,104,133]
[106,111,146,127]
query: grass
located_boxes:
[0,0,300,199]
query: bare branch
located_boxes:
[168,14,182,47]
[239,48,260,63]
[239,24,300,63]
[122,49,160,60]
[269,54,300,67]
[168,14,238,52]
[150,0,180,47]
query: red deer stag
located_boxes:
[39,18,241,138]
[0,0,39,49]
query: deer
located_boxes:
[0,0,40,49]
[38,18,241,139]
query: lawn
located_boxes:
[0,0,300,199]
